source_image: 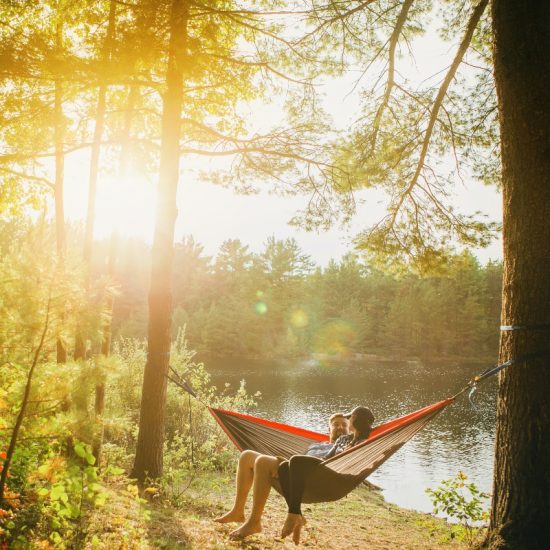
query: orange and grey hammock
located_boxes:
[169,344,550,504]
[207,398,452,503]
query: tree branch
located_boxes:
[208,54,314,85]
[388,0,489,229]
[297,0,379,44]
[0,167,55,190]
[370,0,414,150]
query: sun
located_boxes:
[93,171,157,241]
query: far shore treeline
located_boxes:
[96,234,502,363]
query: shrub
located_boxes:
[426,470,490,546]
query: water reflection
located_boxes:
[206,357,497,515]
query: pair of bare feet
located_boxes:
[215,510,306,544]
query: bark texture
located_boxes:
[486,1,550,548]
[132,0,188,481]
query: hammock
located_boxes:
[168,347,550,504]
[208,397,454,503]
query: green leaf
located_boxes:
[85,467,98,481]
[74,443,86,458]
[50,485,66,501]
[85,451,96,465]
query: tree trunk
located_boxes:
[93,83,136,463]
[75,0,117,360]
[485,2,550,548]
[93,84,136,464]
[54,15,67,365]
[132,0,188,481]
[0,297,51,501]
[91,231,118,464]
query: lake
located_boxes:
[207,356,497,515]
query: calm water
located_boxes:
[207,357,497,515]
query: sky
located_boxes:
[63,11,503,268]
[64,151,502,268]
[173,173,502,267]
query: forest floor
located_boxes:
[81,472,477,550]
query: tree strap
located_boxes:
[453,349,550,401]
[474,350,550,382]
[500,324,550,331]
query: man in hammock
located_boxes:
[214,412,350,538]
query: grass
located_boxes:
[80,471,473,549]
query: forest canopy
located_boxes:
[107,235,501,361]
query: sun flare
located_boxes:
[93,172,157,240]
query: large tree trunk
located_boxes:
[486,2,550,548]
[132,0,188,481]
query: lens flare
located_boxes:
[312,319,358,361]
[255,301,267,315]
[290,309,308,328]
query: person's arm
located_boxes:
[322,436,342,459]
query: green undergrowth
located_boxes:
[81,471,471,550]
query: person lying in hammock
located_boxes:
[214,412,350,538]
[279,405,375,544]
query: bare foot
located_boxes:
[214,510,246,523]
[292,516,306,545]
[281,513,303,539]
[229,519,262,539]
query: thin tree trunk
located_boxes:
[91,82,136,463]
[101,233,118,359]
[132,0,188,481]
[91,231,118,463]
[0,296,51,501]
[75,0,117,360]
[54,14,67,364]
[484,2,550,548]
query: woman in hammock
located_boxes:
[215,412,350,538]
[278,405,375,544]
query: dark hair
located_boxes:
[348,406,375,444]
[351,417,373,443]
